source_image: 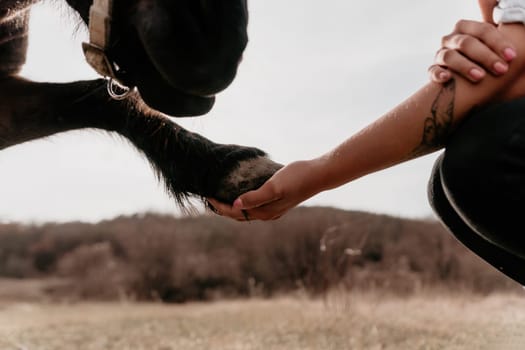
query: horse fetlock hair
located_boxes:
[119,101,269,206]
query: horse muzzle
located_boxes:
[83,0,248,117]
[130,0,249,97]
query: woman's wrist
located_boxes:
[305,156,338,194]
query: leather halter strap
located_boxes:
[82,0,134,100]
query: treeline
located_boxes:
[0,207,520,302]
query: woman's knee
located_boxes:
[438,98,525,255]
[442,98,525,204]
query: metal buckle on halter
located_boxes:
[82,42,132,100]
[82,0,135,100]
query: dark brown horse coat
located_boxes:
[0,0,280,207]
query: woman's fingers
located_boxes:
[233,182,282,210]
[207,182,282,221]
[434,48,487,83]
[441,32,510,76]
[207,198,244,220]
[428,65,452,84]
[430,19,517,84]
[450,19,516,61]
[207,198,284,221]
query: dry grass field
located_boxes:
[1,212,524,349]
[1,292,525,350]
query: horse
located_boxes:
[0,0,281,209]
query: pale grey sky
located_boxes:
[0,1,481,223]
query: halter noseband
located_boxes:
[82,0,134,100]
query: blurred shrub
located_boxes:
[0,208,520,302]
[55,242,131,300]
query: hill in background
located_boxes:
[0,207,520,302]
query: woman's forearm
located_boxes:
[312,24,525,194]
[315,81,457,191]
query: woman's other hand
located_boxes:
[429,19,517,83]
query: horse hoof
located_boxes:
[214,156,283,204]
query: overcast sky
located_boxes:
[0,1,481,223]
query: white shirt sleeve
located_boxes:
[494,0,525,24]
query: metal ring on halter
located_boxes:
[107,78,134,100]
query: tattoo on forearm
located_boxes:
[409,79,456,158]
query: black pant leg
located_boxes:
[428,98,525,285]
[429,154,525,285]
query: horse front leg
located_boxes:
[0,77,282,206]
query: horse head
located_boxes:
[0,0,281,212]
[68,0,249,116]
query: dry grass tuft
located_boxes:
[0,293,524,350]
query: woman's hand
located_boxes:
[207,159,325,221]
[429,19,517,83]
